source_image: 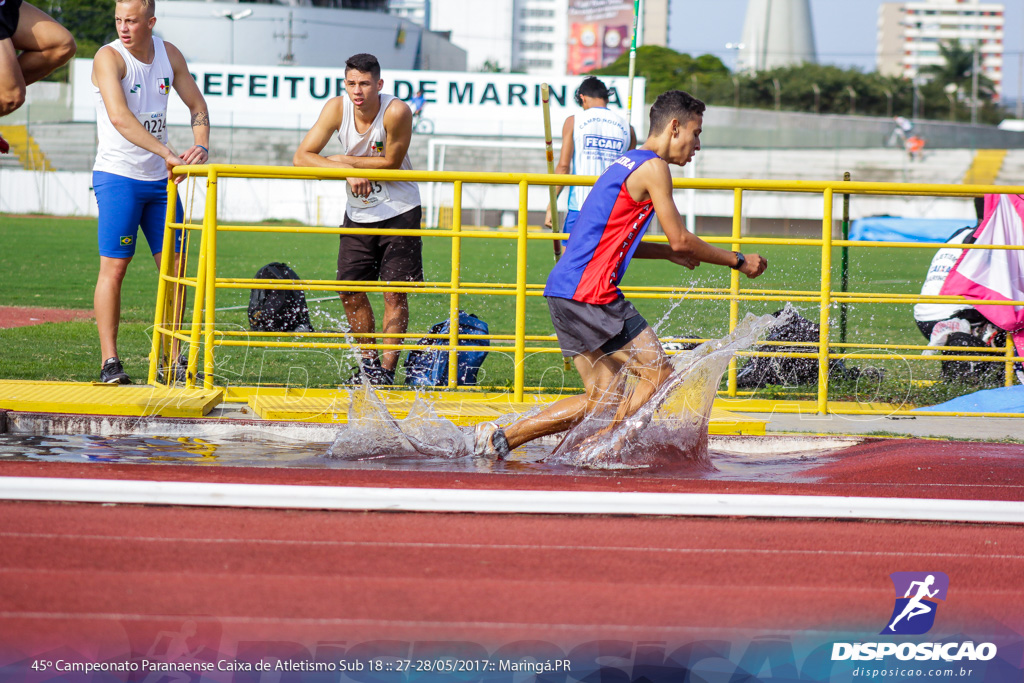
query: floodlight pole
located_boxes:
[971,42,979,126]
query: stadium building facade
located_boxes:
[156,0,466,71]
[428,0,668,76]
[876,0,1005,100]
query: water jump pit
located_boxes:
[2,308,1023,519]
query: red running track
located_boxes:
[1,437,1023,675]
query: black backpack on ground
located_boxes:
[735,309,864,388]
[941,330,1005,384]
[248,262,314,333]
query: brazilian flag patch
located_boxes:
[120,236,133,245]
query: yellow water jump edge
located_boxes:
[0,380,769,435]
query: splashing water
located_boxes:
[325,307,790,468]
[549,307,791,470]
[325,383,473,459]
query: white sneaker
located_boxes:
[473,422,510,458]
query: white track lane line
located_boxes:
[0,611,866,636]
[1,531,1023,559]
[1,477,1023,523]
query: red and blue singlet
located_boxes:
[544,149,658,304]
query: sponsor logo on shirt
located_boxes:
[583,135,625,154]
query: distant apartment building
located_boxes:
[877,0,1005,99]
[156,0,465,71]
[429,0,668,75]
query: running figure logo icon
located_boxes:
[882,572,949,635]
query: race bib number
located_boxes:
[136,111,167,143]
[346,180,390,209]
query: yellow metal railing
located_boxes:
[150,164,1024,416]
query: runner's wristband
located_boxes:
[197,145,208,154]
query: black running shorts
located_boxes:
[547,295,649,358]
[337,205,423,288]
[0,0,23,41]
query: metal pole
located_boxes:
[971,42,979,126]
[818,187,834,415]
[626,0,640,128]
[727,188,742,397]
[447,181,462,388]
[840,171,851,346]
[513,180,529,402]
[541,83,562,262]
[149,179,180,386]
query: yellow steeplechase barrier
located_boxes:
[151,164,1024,420]
[0,380,222,418]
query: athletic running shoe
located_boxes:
[0,133,8,154]
[346,358,395,386]
[473,422,510,459]
[100,357,131,384]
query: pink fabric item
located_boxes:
[940,194,1024,357]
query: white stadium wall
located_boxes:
[69,60,647,138]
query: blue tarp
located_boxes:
[849,217,975,242]
[913,385,1024,413]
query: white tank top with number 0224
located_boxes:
[93,36,174,182]
[336,92,420,223]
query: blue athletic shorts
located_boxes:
[561,209,580,246]
[94,171,184,258]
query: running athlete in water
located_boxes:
[475,90,768,457]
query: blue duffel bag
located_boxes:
[404,311,489,386]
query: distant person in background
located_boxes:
[906,134,926,162]
[409,88,425,120]
[91,0,210,384]
[888,115,914,148]
[0,0,76,153]
[545,76,636,238]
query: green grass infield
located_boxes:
[1,213,1002,405]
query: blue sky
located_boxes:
[668,0,1023,103]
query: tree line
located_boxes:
[592,45,1008,126]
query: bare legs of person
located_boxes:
[478,326,673,458]
[340,290,408,384]
[95,251,182,383]
[0,3,75,117]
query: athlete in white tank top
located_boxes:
[546,77,636,232]
[94,35,174,181]
[336,92,420,223]
[90,0,210,383]
[567,107,631,211]
[294,53,423,382]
